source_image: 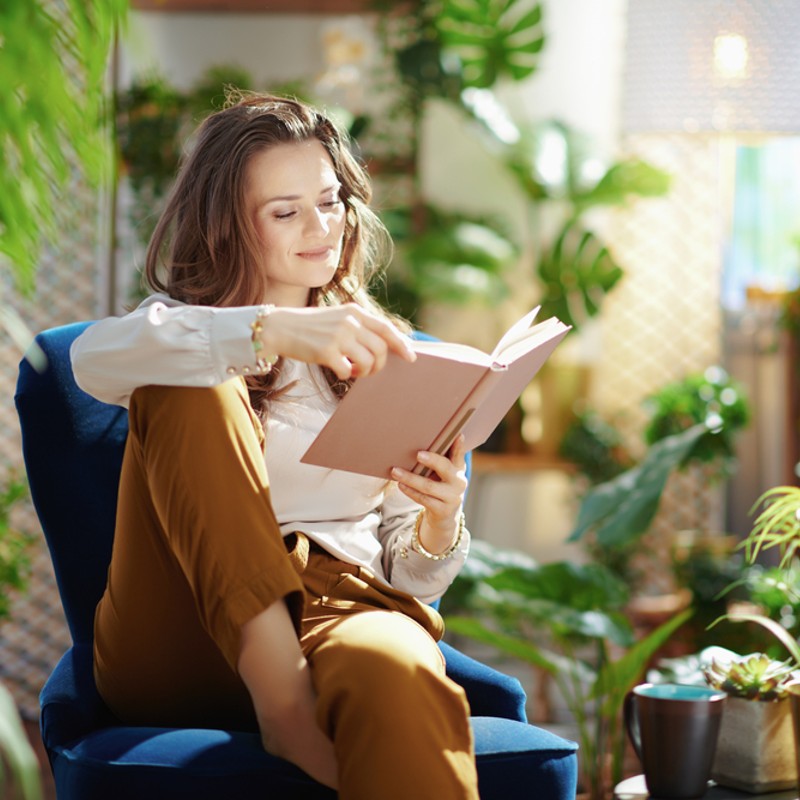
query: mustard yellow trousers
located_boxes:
[94,379,478,799]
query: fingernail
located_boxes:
[417,451,430,462]
[391,468,402,479]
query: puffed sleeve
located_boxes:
[70,294,266,408]
[377,484,470,605]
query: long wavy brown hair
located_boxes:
[144,90,408,416]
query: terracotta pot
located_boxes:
[711,696,797,792]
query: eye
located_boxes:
[272,209,297,220]
[320,198,342,210]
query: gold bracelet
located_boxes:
[249,305,279,374]
[410,510,465,561]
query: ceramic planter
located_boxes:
[711,696,797,792]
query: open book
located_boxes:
[301,307,571,479]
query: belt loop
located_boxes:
[284,532,310,573]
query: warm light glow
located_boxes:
[714,33,749,80]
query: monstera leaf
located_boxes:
[435,0,546,88]
[536,219,624,328]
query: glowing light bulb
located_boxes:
[714,33,749,80]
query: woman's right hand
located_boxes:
[259,304,416,380]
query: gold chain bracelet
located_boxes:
[410,510,465,561]
[249,305,279,374]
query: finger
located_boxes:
[349,327,389,374]
[395,481,451,515]
[358,312,416,363]
[329,354,355,380]
[447,435,468,469]
[391,466,459,504]
[416,449,467,485]
[342,341,376,378]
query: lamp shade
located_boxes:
[623,0,800,133]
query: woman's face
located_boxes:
[245,139,347,306]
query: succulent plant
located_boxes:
[703,652,797,701]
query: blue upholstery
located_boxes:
[16,322,578,800]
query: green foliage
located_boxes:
[567,424,708,548]
[0,474,33,623]
[742,485,800,568]
[469,118,671,329]
[744,564,800,638]
[435,0,546,88]
[710,485,800,675]
[558,411,632,484]
[644,366,750,478]
[377,206,518,319]
[509,123,670,329]
[0,0,127,292]
[536,220,624,327]
[703,652,796,701]
[376,5,670,325]
[444,539,691,799]
[0,681,41,800]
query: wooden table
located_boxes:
[614,775,798,800]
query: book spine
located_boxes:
[412,366,506,476]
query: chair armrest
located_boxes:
[439,640,528,722]
[40,644,117,751]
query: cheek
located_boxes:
[256,220,286,253]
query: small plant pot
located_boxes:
[711,696,797,792]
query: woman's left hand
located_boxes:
[391,435,468,555]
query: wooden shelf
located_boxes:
[131,0,379,12]
[471,451,575,474]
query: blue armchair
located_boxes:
[15,322,578,800]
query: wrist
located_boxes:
[253,306,282,370]
[412,510,465,560]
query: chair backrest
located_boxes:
[15,323,129,646]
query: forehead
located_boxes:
[244,139,338,199]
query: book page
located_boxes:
[495,317,570,365]
[490,306,541,358]
[411,339,493,366]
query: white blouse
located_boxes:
[70,294,469,603]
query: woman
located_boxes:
[71,92,478,799]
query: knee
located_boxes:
[129,380,259,444]
[312,612,460,709]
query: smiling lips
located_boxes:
[297,246,333,260]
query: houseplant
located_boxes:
[566,367,750,618]
[705,485,800,793]
[704,651,799,792]
[442,540,691,800]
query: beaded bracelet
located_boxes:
[410,509,466,561]
[249,305,279,374]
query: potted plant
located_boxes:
[565,368,750,631]
[708,485,800,793]
[703,651,798,792]
[441,540,691,800]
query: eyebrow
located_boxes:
[259,183,341,208]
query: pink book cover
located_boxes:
[301,310,571,479]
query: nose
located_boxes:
[304,208,330,237]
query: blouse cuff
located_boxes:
[209,306,271,380]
